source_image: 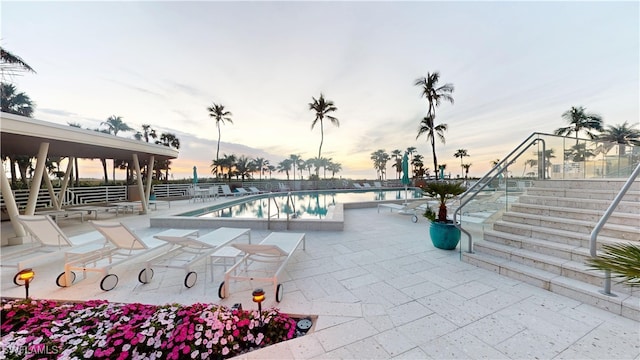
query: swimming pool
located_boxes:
[181,188,423,220]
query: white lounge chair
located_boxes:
[220,184,237,197]
[278,182,291,192]
[34,209,85,223]
[234,187,251,196]
[374,181,383,188]
[363,183,372,188]
[56,221,178,291]
[218,232,305,302]
[249,187,265,194]
[3,215,103,285]
[377,201,429,223]
[138,227,251,288]
[353,183,363,189]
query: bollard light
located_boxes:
[252,288,265,323]
[16,268,35,299]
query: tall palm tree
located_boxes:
[454,149,469,178]
[207,103,233,177]
[597,122,640,156]
[555,106,603,143]
[416,115,448,178]
[135,124,157,143]
[1,83,35,117]
[309,93,339,174]
[414,72,454,175]
[391,149,402,179]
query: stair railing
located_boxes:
[454,132,548,254]
[589,162,640,296]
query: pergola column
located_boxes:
[1,159,26,243]
[132,154,148,214]
[25,142,49,215]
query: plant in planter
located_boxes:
[421,181,466,250]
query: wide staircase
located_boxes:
[462,179,640,321]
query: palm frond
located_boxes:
[586,243,640,287]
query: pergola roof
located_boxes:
[1,112,178,162]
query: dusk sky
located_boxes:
[3,1,638,180]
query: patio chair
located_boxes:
[220,184,237,197]
[234,187,251,196]
[249,187,265,194]
[3,215,103,285]
[138,227,251,288]
[362,183,372,188]
[374,181,383,188]
[377,201,429,223]
[353,183,363,189]
[55,221,176,291]
[218,232,305,302]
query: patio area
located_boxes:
[1,198,638,359]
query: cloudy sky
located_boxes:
[3,1,638,180]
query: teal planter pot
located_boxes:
[429,222,461,250]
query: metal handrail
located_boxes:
[454,132,547,253]
[589,162,640,296]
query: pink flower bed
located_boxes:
[1,298,297,359]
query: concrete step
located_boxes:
[509,203,639,226]
[462,251,640,321]
[518,195,640,213]
[500,213,640,241]
[472,240,608,288]
[491,220,634,248]
[530,180,640,191]
[525,187,640,202]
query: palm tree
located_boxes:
[235,156,254,181]
[555,106,603,143]
[406,146,417,178]
[462,163,472,180]
[289,154,302,183]
[277,159,293,180]
[417,115,448,178]
[217,154,236,181]
[414,72,454,175]
[134,124,157,143]
[391,149,402,179]
[207,103,233,177]
[521,158,538,177]
[67,122,83,186]
[370,149,390,180]
[156,132,180,183]
[309,93,339,174]
[326,161,342,178]
[412,154,426,178]
[254,157,268,181]
[101,115,133,136]
[1,46,36,79]
[586,243,640,287]
[597,122,640,156]
[565,143,595,163]
[94,128,111,184]
[1,83,35,117]
[453,149,469,178]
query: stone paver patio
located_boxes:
[1,198,638,359]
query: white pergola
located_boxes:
[1,112,179,243]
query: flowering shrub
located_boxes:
[1,299,297,360]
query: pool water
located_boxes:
[181,188,423,220]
